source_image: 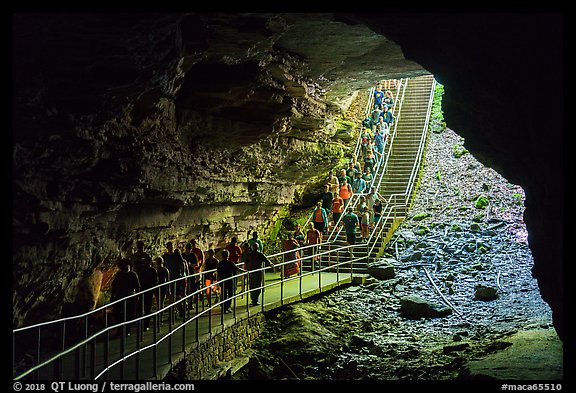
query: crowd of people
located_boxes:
[109,232,276,335]
[109,81,396,334]
[296,81,395,256]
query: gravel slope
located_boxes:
[232,128,561,381]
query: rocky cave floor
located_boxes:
[231,128,563,381]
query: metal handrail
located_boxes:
[13,238,365,380]
[327,78,406,242]
[402,77,436,204]
[373,79,409,194]
[303,79,404,243]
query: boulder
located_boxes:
[399,295,452,319]
[367,259,396,280]
[474,284,499,301]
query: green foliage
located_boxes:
[412,212,430,221]
[474,195,489,209]
[413,225,430,235]
[512,193,523,206]
[435,170,442,182]
[452,144,469,158]
[473,213,485,222]
[451,223,462,232]
[429,83,446,134]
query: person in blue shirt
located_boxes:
[373,85,385,108]
[352,172,367,194]
[374,124,385,157]
[380,105,394,127]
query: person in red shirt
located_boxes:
[281,233,300,279]
[339,179,353,208]
[190,239,204,269]
[225,237,243,265]
[225,236,244,296]
[306,222,322,269]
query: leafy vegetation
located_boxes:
[474,195,490,209]
[429,83,446,134]
[412,212,430,221]
[452,144,469,158]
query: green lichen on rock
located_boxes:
[452,144,469,158]
[474,195,489,209]
[412,212,430,221]
[413,225,430,236]
[451,223,462,232]
[473,213,485,222]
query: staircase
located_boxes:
[307,74,436,274]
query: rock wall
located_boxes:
[12,13,400,326]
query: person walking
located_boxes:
[154,256,169,326]
[306,222,322,269]
[162,242,188,317]
[312,200,328,235]
[339,179,353,208]
[137,255,158,331]
[247,231,264,253]
[217,249,246,313]
[201,249,220,305]
[342,207,360,258]
[331,192,344,229]
[110,258,140,336]
[245,242,275,306]
[281,232,301,278]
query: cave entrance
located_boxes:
[230,81,561,381]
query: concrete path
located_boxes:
[36,268,364,380]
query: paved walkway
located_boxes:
[37,269,364,380]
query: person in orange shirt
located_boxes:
[312,200,328,234]
[339,179,353,208]
[331,192,344,229]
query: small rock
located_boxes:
[474,284,499,301]
[414,242,429,249]
[443,343,470,353]
[470,223,481,232]
[410,251,423,261]
[367,260,396,280]
[399,295,453,319]
[349,334,374,348]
